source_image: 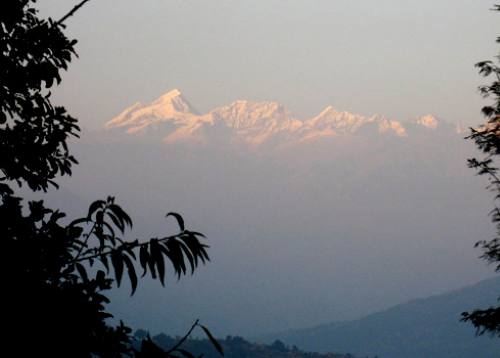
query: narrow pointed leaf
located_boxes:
[87,200,105,219]
[199,325,224,356]
[75,263,88,282]
[111,251,124,286]
[167,212,185,231]
[109,204,133,229]
[107,211,125,233]
[139,245,149,277]
[151,239,165,285]
[123,254,138,295]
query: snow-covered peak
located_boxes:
[303,107,407,137]
[153,88,195,113]
[377,118,407,137]
[317,105,336,117]
[160,88,182,99]
[306,106,366,133]
[415,115,439,129]
[208,100,303,145]
[105,89,196,133]
[211,100,293,129]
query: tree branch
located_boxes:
[165,319,200,355]
[57,0,92,26]
[73,218,98,262]
[70,233,180,264]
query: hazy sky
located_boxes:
[30,0,500,337]
[38,0,499,129]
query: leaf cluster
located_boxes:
[69,197,210,296]
[3,191,214,356]
[0,0,79,193]
[3,194,133,356]
[463,4,500,338]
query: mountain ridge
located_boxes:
[106,89,461,146]
[261,276,500,358]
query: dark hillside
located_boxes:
[264,277,500,358]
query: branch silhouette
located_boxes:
[58,0,92,26]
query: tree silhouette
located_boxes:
[1,1,222,356]
[462,4,500,338]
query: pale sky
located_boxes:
[32,1,500,337]
[39,0,499,129]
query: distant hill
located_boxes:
[262,277,499,358]
[136,333,361,358]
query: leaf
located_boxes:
[75,263,88,282]
[199,325,224,356]
[107,211,125,233]
[167,212,185,231]
[200,245,210,262]
[100,253,110,272]
[123,254,138,295]
[139,245,149,277]
[67,225,84,239]
[151,239,165,285]
[124,240,138,259]
[69,217,90,227]
[102,221,116,240]
[166,239,185,277]
[187,230,206,238]
[109,204,133,229]
[111,251,124,286]
[96,269,106,288]
[180,234,201,266]
[178,241,195,274]
[87,200,105,219]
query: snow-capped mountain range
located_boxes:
[106,89,460,145]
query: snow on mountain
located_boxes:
[304,106,367,133]
[105,89,199,134]
[210,100,302,145]
[378,118,408,137]
[105,89,452,145]
[416,114,439,129]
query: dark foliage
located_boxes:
[1,1,222,356]
[140,333,362,358]
[462,4,500,337]
[0,0,79,193]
